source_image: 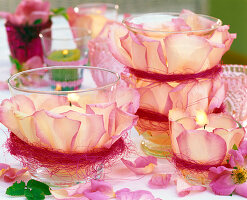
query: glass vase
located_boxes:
[5,20,52,64]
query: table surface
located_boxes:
[0,17,245,200]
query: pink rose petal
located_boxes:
[0,163,10,176]
[108,23,132,67]
[209,168,236,196]
[62,111,105,152]
[3,167,27,182]
[229,149,245,167]
[176,176,206,197]
[51,182,90,199]
[115,188,158,200]
[235,182,247,198]
[121,156,157,175]
[116,87,140,114]
[138,83,173,114]
[213,128,244,153]
[177,130,227,164]
[208,113,237,129]
[165,34,212,74]
[148,174,171,188]
[34,110,81,152]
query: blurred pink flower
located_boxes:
[0,0,50,25]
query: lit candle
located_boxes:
[195,110,214,132]
[50,93,85,114]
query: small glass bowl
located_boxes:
[7,66,120,187]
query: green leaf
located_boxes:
[232,144,238,150]
[24,188,45,200]
[6,181,26,196]
[33,19,42,25]
[27,179,51,195]
[51,7,68,20]
[9,55,22,71]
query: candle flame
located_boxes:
[55,84,62,91]
[62,49,69,56]
[195,110,208,126]
[68,93,79,103]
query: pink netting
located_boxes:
[6,132,128,178]
[127,65,222,83]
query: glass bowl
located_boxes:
[7,66,120,187]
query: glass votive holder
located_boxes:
[121,12,223,158]
[5,20,52,64]
[68,3,119,38]
[6,66,124,187]
[40,27,91,91]
[169,110,245,186]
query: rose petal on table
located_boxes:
[90,180,114,197]
[83,191,108,200]
[3,167,27,182]
[148,174,171,188]
[165,33,212,74]
[213,128,245,154]
[115,188,158,200]
[0,81,8,90]
[121,156,157,175]
[0,163,10,177]
[51,182,89,199]
[176,176,206,197]
[177,130,227,164]
[34,110,81,151]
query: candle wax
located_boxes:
[197,126,215,132]
[48,49,81,62]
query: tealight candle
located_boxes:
[48,49,81,62]
[40,27,90,91]
[169,109,245,185]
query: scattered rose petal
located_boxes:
[115,188,159,200]
[121,156,157,175]
[176,176,206,197]
[148,174,171,188]
[2,167,27,182]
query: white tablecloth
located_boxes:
[0,17,245,200]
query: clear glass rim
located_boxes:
[75,3,119,12]
[8,66,120,95]
[39,27,91,41]
[122,12,222,34]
